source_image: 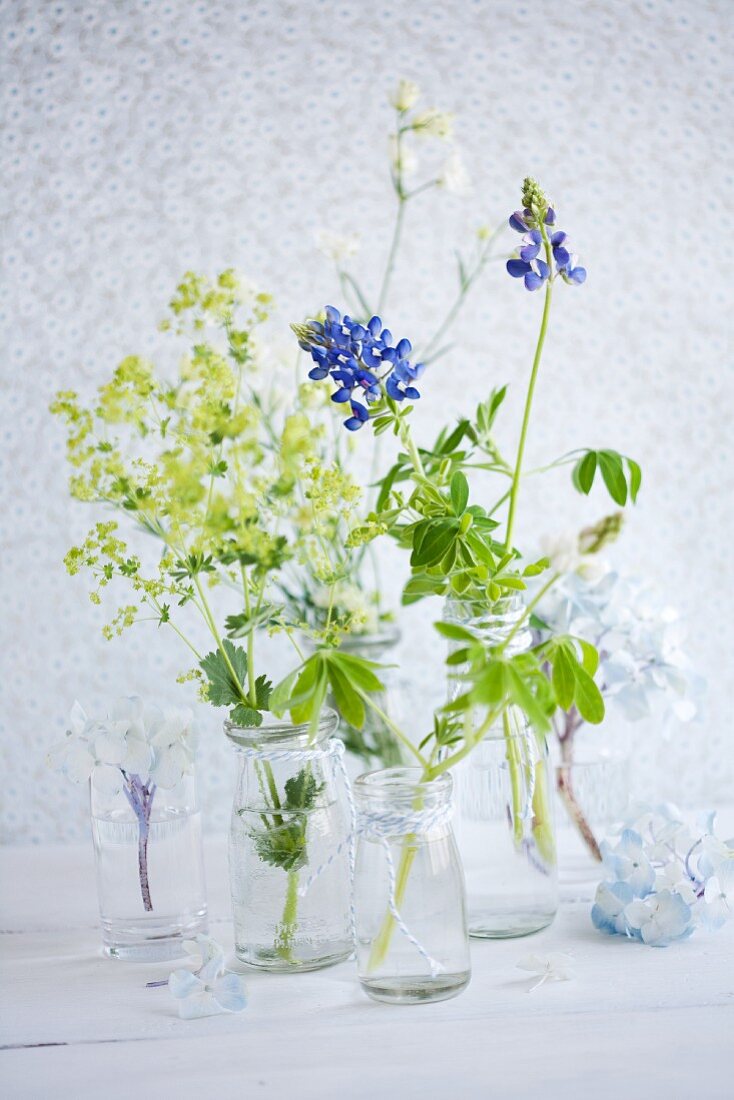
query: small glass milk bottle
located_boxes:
[226,709,353,972]
[354,767,471,1004]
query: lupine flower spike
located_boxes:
[291,308,424,430]
[507,177,587,291]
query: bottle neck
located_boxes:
[354,767,452,816]
[443,594,532,655]
[224,708,338,752]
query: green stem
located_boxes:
[242,568,257,706]
[504,709,525,845]
[357,690,428,769]
[499,571,560,653]
[377,197,406,313]
[275,869,300,962]
[504,243,554,553]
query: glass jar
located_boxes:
[444,594,558,938]
[226,709,352,972]
[354,767,471,1004]
[91,768,207,960]
[555,719,631,867]
[329,625,407,773]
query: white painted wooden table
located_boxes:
[2,827,733,1100]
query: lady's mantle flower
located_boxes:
[292,307,425,430]
[506,177,586,291]
[167,935,247,1019]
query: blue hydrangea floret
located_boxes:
[591,804,734,947]
[292,307,425,430]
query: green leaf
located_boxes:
[199,640,248,707]
[229,702,263,727]
[507,667,551,734]
[523,557,550,577]
[269,667,300,716]
[598,450,628,506]
[577,639,600,676]
[284,769,323,812]
[573,666,605,724]
[329,652,385,693]
[254,674,272,710]
[327,662,365,730]
[410,520,459,568]
[552,647,576,711]
[628,458,642,503]
[574,450,597,495]
[472,660,509,706]
[437,419,470,455]
[433,621,478,642]
[450,471,469,515]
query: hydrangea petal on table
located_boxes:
[592,804,734,946]
[166,935,247,1019]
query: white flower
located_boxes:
[516,953,575,991]
[411,108,454,139]
[540,531,584,575]
[149,709,197,789]
[537,570,700,727]
[437,150,471,195]
[389,79,420,112]
[624,890,693,946]
[314,229,360,264]
[167,935,247,1019]
[47,702,128,796]
[388,134,418,177]
[47,696,196,793]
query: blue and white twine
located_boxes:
[240,738,449,977]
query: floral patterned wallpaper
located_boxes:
[2,0,732,841]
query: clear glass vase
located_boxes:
[555,721,631,867]
[91,768,207,960]
[444,595,558,938]
[226,709,352,972]
[354,767,471,1004]
[335,625,407,772]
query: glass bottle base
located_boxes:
[360,971,471,1005]
[468,910,556,939]
[102,908,208,961]
[234,942,353,973]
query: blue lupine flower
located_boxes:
[506,181,585,290]
[558,253,587,285]
[550,231,570,267]
[292,308,424,429]
[507,257,551,292]
[600,829,656,897]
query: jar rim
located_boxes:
[224,706,339,747]
[354,766,452,797]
